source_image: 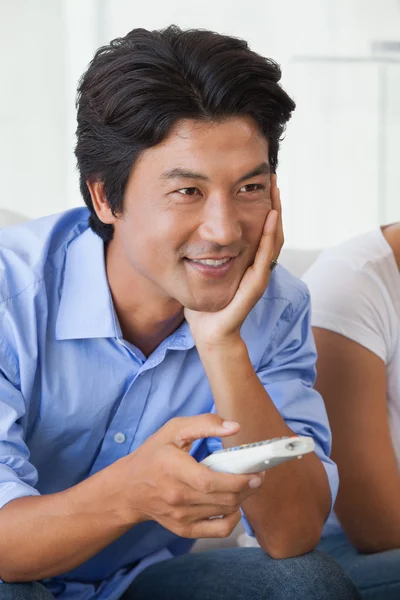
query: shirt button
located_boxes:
[113,432,126,444]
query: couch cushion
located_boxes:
[0,209,28,228]
[279,248,321,279]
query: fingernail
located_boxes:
[249,477,262,489]
[222,420,240,429]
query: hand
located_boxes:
[185,175,284,347]
[117,414,263,539]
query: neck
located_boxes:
[116,306,184,357]
[105,243,184,356]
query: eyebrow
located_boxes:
[160,168,209,182]
[160,162,271,185]
[236,163,271,184]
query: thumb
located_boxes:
[165,414,240,450]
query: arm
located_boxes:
[198,336,331,558]
[0,409,259,582]
[313,327,400,552]
[0,469,138,582]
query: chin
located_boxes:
[186,294,234,313]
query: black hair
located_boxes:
[75,25,295,241]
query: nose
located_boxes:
[198,195,242,247]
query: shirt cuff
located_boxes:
[0,479,40,511]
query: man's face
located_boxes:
[109,116,272,312]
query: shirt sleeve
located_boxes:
[302,255,392,363]
[0,335,40,511]
[206,291,338,537]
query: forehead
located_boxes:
[136,116,269,175]
[165,115,267,148]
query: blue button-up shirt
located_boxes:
[0,208,338,600]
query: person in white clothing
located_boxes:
[303,222,400,600]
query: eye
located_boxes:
[239,183,265,193]
[176,187,201,196]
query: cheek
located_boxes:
[119,214,187,268]
[147,211,198,255]
[243,206,270,243]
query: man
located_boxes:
[0,26,360,600]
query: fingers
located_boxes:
[191,509,242,538]
[134,415,265,540]
[182,461,263,496]
[168,501,239,524]
[149,463,259,536]
[179,509,242,539]
[270,174,280,211]
[270,174,284,258]
[264,209,278,236]
[250,209,277,281]
[253,175,283,277]
[191,489,253,508]
[164,485,249,510]
[163,414,240,449]
[158,414,262,495]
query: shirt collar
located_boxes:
[167,319,195,351]
[56,228,120,340]
[55,227,196,350]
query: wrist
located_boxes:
[87,456,145,529]
[196,332,244,354]
[114,454,149,526]
[196,335,249,367]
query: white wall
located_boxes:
[1,0,399,248]
[90,0,400,248]
[0,0,67,219]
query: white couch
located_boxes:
[0,209,27,228]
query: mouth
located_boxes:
[183,256,237,278]
[188,257,232,267]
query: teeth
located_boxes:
[190,258,231,266]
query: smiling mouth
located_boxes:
[187,257,232,267]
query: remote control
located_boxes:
[200,435,315,474]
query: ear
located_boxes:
[86,180,118,225]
